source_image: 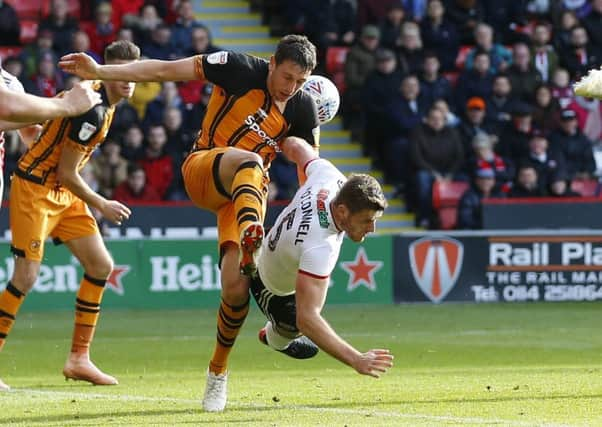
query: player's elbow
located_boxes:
[296,311,316,336]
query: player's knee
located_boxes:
[220,277,249,305]
[240,151,262,167]
[86,256,114,280]
[12,263,40,292]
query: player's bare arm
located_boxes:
[295,273,394,378]
[0,83,101,123]
[59,52,201,82]
[280,136,320,185]
[57,145,131,225]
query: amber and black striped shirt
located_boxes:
[193,51,319,166]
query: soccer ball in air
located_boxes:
[302,75,340,125]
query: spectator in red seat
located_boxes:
[455,50,495,113]
[91,139,129,198]
[549,109,596,180]
[532,84,560,134]
[486,74,514,132]
[0,1,20,46]
[171,0,205,57]
[379,4,406,51]
[445,0,484,45]
[457,167,505,229]
[548,170,582,197]
[71,31,102,64]
[420,0,459,72]
[138,124,173,199]
[39,0,79,57]
[458,96,497,156]
[559,26,602,81]
[85,2,116,59]
[550,68,574,110]
[497,101,534,161]
[521,131,567,193]
[509,164,544,197]
[410,105,465,227]
[25,52,64,97]
[469,132,513,189]
[113,163,161,203]
[531,21,558,83]
[464,23,512,74]
[507,43,543,102]
[419,51,452,107]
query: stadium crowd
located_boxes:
[1,0,602,230]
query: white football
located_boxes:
[302,75,340,125]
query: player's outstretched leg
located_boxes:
[63,274,117,386]
[0,282,27,391]
[259,321,319,360]
[231,159,265,276]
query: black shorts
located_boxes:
[250,273,299,336]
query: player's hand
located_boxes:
[352,349,394,378]
[100,200,131,225]
[61,82,102,116]
[59,53,101,80]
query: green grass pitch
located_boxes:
[1,303,601,426]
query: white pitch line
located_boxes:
[7,388,572,427]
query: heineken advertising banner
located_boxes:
[0,236,393,311]
[395,231,602,304]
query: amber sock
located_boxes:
[0,282,25,351]
[209,298,250,374]
[71,274,106,354]
[231,161,265,237]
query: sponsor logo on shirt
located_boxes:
[317,189,330,228]
[78,122,97,141]
[207,51,228,65]
[244,115,278,147]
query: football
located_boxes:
[302,75,340,125]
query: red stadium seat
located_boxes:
[5,0,43,19]
[432,181,470,230]
[325,46,350,75]
[570,179,600,197]
[331,71,347,95]
[0,46,23,61]
[20,20,39,45]
[454,45,473,70]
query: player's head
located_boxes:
[103,40,140,100]
[332,174,387,242]
[268,35,317,102]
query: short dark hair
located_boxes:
[274,35,317,72]
[104,40,140,63]
[334,174,387,214]
[127,162,144,176]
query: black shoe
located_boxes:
[259,327,319,359]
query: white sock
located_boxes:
[264,321,293,351]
